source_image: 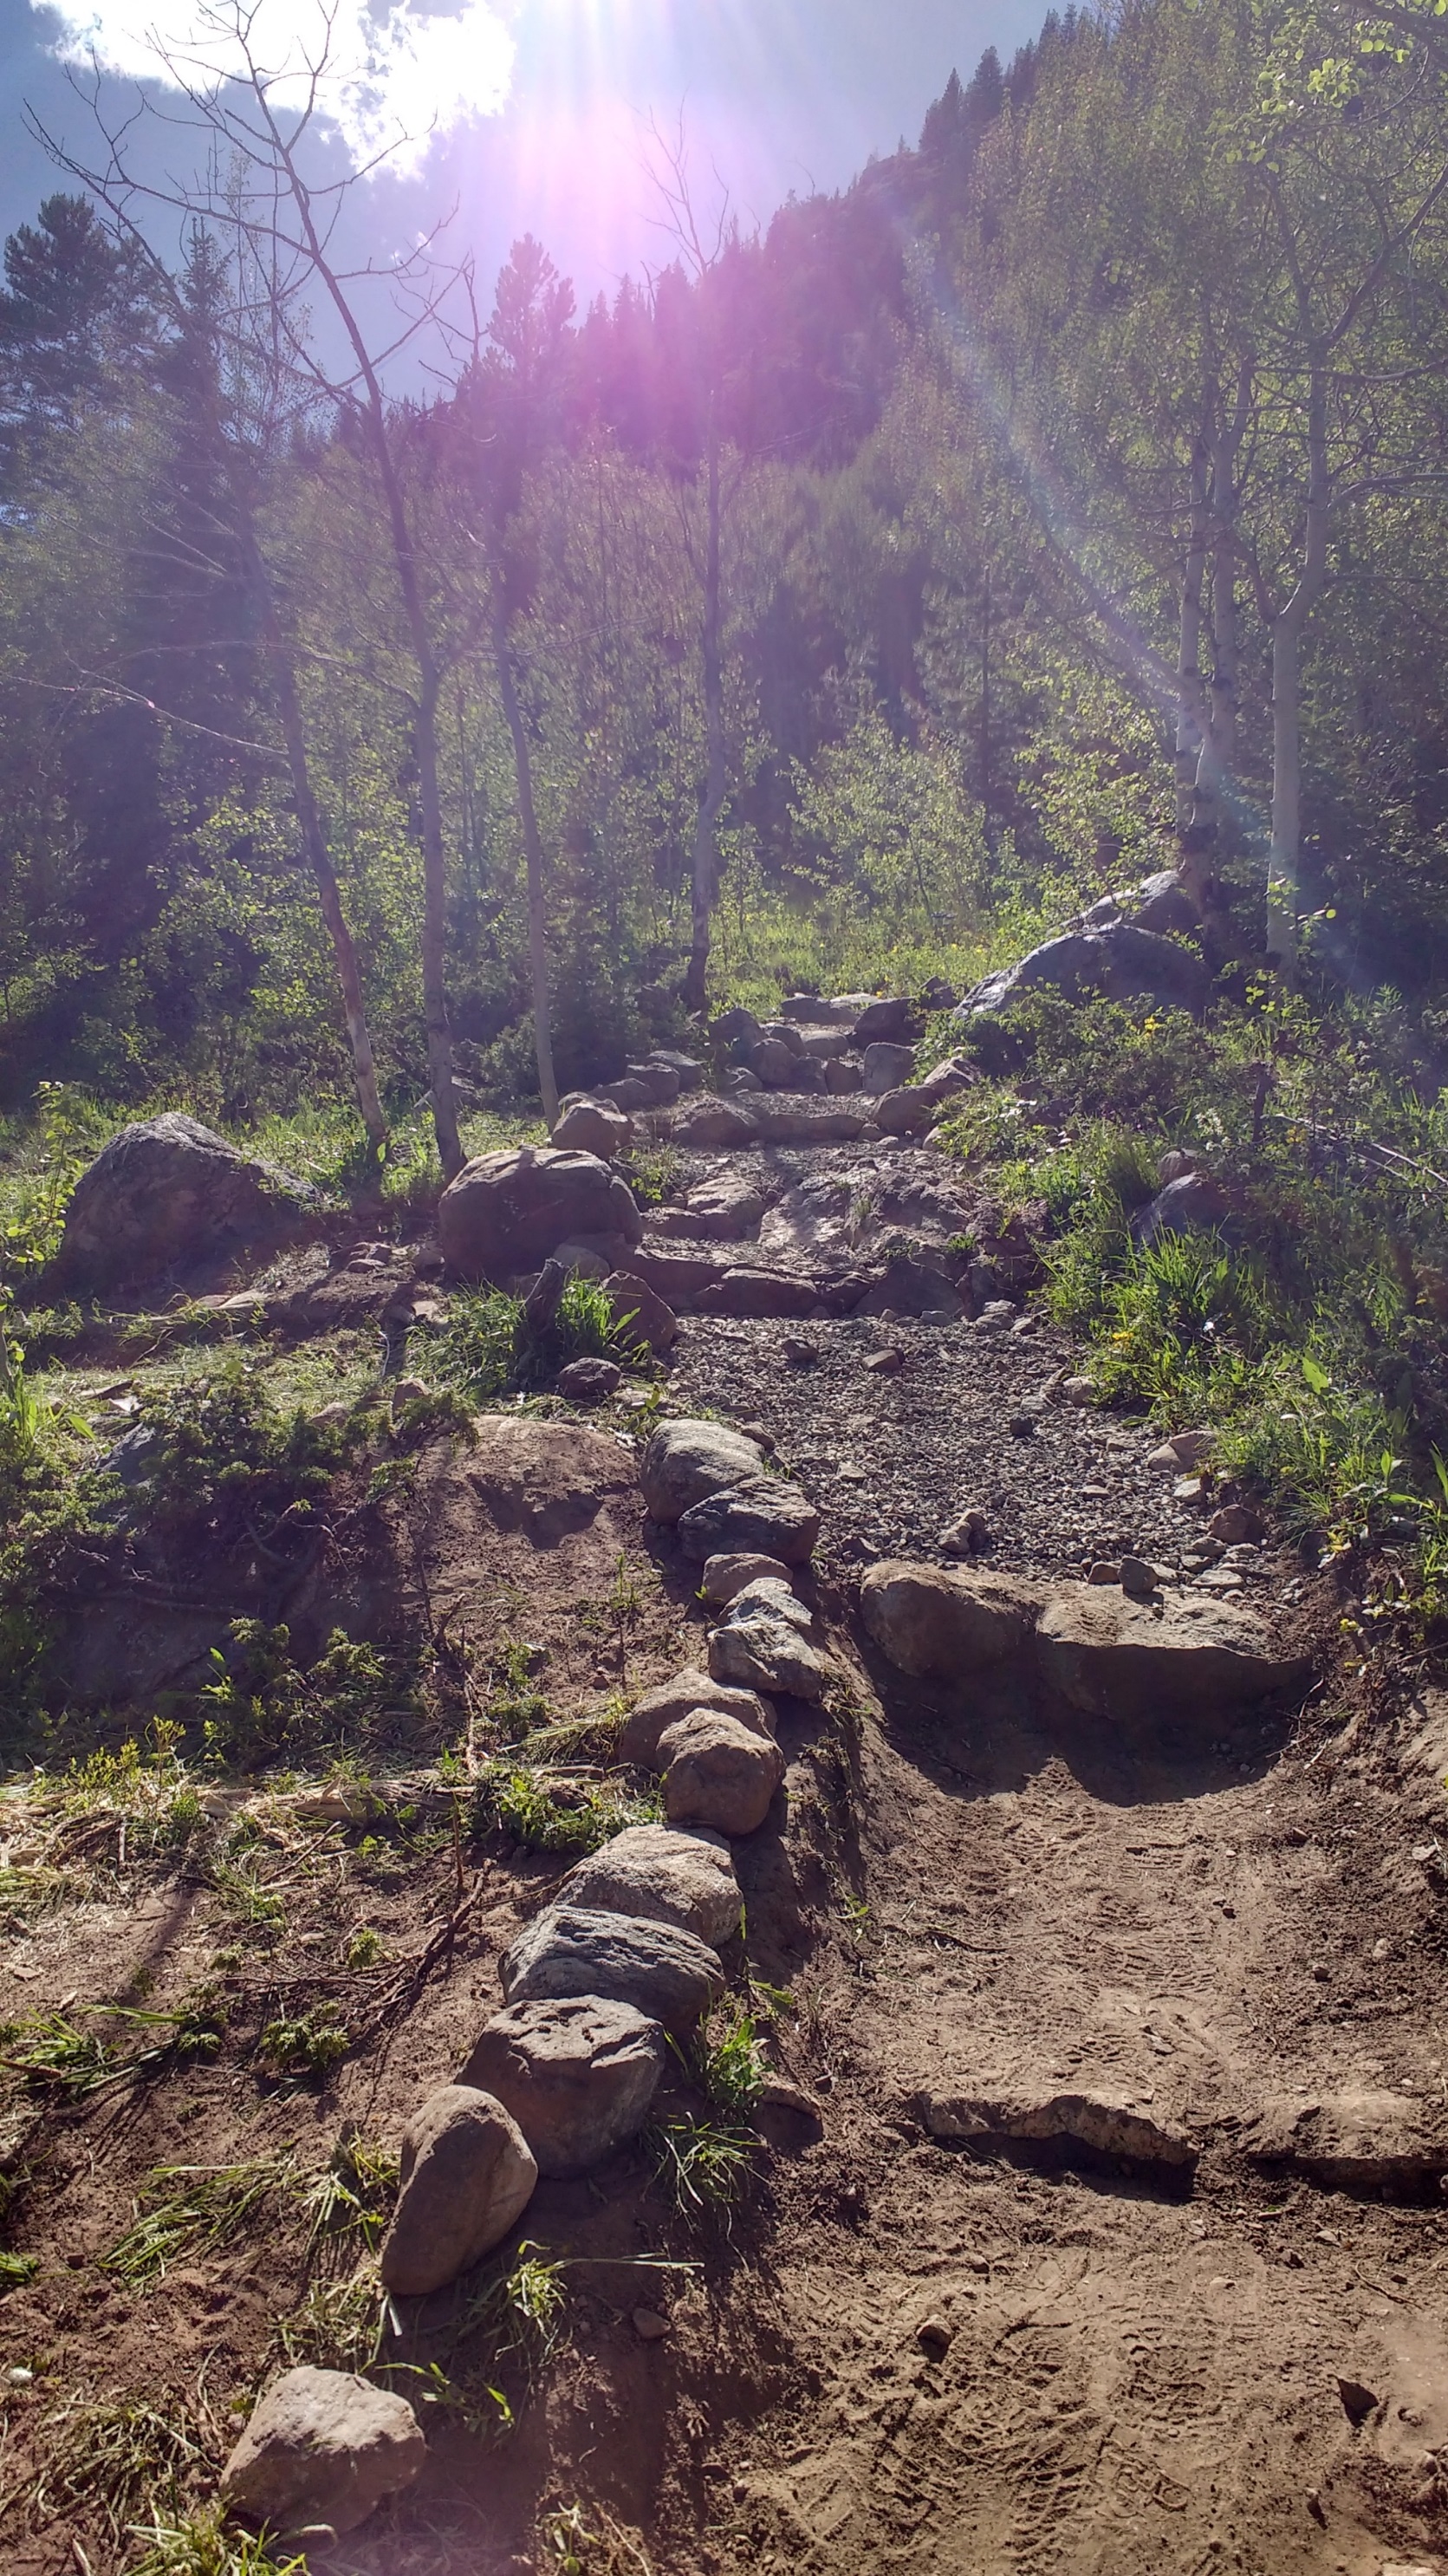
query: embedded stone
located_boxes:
[380,2085,537,2298]
[500,1904,725,2030]
[640,1417,767,1521]
[556,1821,743,1946]
[219,2367,425,2538]
[659,1711,787,1836]
[676,1476,821,1565]
[458,1996,666,2178]
[618,1668,775,1766]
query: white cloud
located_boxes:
[34,0,516,174]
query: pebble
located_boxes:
[1062,1376,1097,1404]
[939,1508,989,1556]
[1008,1414,1036,1440]
[864,1347,906,1376]
[782,1337,819,1367]
[1119,1556,1158,1597]
[1088,1560,1121,1584]
[916,2318,953,2357]
[633,2306,671,2340]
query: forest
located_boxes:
[2,0,1446,1176]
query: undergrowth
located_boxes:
[939,981,1448,1621]
[424,1272,647,1401]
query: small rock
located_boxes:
[721,1066,764,1096]
[1008,1413,1036,1440]
[976,1301,1016,1335]
[1157,1148,1194,1183]
[602,1269,678,1356]
[1209,1504,1264,1545]
[500,1905,725,2032]
[633,2306,671,2340]
[916,2318,953,2358]
[219,2368,426,2538]
[556,1356,623,1404]
[939,1508,989,1557]
[700,1551,793,1605]
[860,1040,917,1093]
[919,2085,1196,2172]
[1338,2377,1380,2428]
[1088,1560,1122,1585]
[1172,1475,1208,1504]
[1062,1376,1097,1405]
[380,2087,537,2297]
[1135,1171,1231,1249]
[782,1336,820,1367]
[1170,1428,1216,1467]
[659,1710,787,1836]
[864,1347,906,1376]
[457,1997,666,2179]
[822,1055,864,1093]
[1119,1555,1158,1598]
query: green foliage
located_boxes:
[100,2156,298,2289]
[474,1761,661,1854]
[0,2248,39,2288]
[618,1141,679,1207]
[649,2116,753,2224]
[256,2000,350,2079]
[129,2505,307,2576]
[429,1271,646,1402]
[200,1621,395,1769]
[686,2003,768,2121]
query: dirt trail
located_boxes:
[651,1127,1448,2576]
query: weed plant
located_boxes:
[101,2156,299,2289]
[129,2506,306,2576]
[428,1272,646,1402]
[472,1761,661,1854]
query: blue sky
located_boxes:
[1,0,1046,309]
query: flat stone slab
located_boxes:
[860,1562,1044,1681]
[1036,1584,1308,1722]
[1244,2090,1448,2189]
[500,1903,725,2031]
[919,2085,1196,2174]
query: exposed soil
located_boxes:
[5,1126,1448,2575]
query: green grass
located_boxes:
[425,1271,648,1403]
[100,2156,299,2289]
[473,1762,663,1855]
[129,2506,308,2576]
[649,2116,754,2224]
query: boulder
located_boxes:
[853,1252,963,1319]
[220,2367,425,2537]
[960,923,1209,1022]
[682,1178,765,1240]
[627,1246,730,1301]
[860,1563,1043,1682]
[600,1078,656,1115]
[700,1550,793,1604]
[1133,868,1199,935]
[640,1417,766,1521]
[648,1050,704,1092]
[672,1096,763,1149]
[746,1038,802,1088]
[458,1996,666,2178]
[438,1148,641,1285]
[822,1056,864,1094]
[861,1041,917,1093]
[627,1059,680,1104]
[500,1904,724,2031]
[852,997,914,1043]
[52,1113,317,1295]
[710,1005,763,1051]
[556,1821,743,1945]
[676,1475,821,1566]
[873,1086,937,1137]
[556,1356,623,1404]
[619,1668,775,1766]
[551,1096,633,1158]
[692,1268,819,1319]
[709,1592,828,1701]
[1133,1171,1232,1248]
[725,1573,814,1630]
[722,1067,764,1095]
[601,1269,678,1355]
[1034,1584,1309,1724]
[380,2085,537,2297]
[659,1711,787,1836]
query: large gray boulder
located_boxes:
[659,1710,787,1836]
[860,1563,1044,1682]
[618,1668,775,1766]
[220,2367,426,2536]
[640,1417,766,1521]
[380,2085,536,2296]
[960,922,1208,1022]
[458,1996,666,2178]
[672,1096,763,1149]
[52,1113,316,1295]
[438,1148,641,1284]
[556,1821,743,1945]
[551,1096,633,1158]
[1034,1585,1308,1722]
[676,1476,821,1566]
[860,1041,917,1094]
[500,1904,724,2031]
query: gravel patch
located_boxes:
[668,1310,1225,1584]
